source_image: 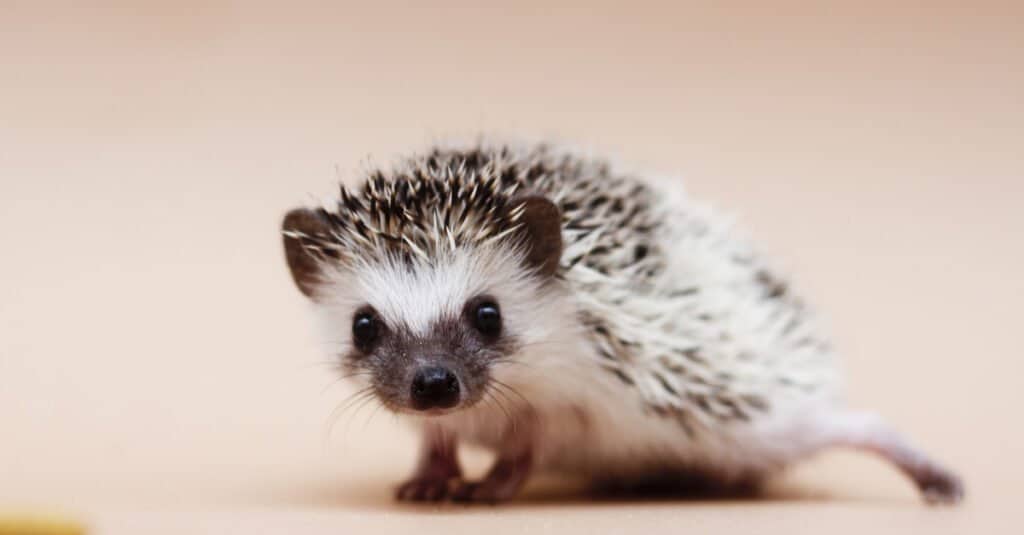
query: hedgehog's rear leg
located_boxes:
[819,410,964,504]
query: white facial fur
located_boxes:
[313,243,571,370]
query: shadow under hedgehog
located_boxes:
[281,141,963,505]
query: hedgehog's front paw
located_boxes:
[395,475,460,502]
[451,479,519,504]
[916,466,965,505]
[450,452,532,504]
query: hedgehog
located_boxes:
[281,140,964,504]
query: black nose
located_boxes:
[410,366,460,410]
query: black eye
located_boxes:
[471,299,502,338]
[352,308,380,351]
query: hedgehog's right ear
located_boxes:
[514,196,563,278]
[282,208,333,299]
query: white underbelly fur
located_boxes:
[430,350,840,484]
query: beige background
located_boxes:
[1,1,1022,533]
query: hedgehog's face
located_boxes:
[281,195,564,416]
[315,247,548,415]
[341,294,507,413]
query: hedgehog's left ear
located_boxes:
[514,195,563,278]
[282,207,333,299]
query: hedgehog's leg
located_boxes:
[395,424,462,502]
[451,419,534,504]
[820,410,964,505]
[451,447,533,504]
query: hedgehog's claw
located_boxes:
[395,475,460,502]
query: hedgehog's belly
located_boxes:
[552,390,859,490]
[439,353,839,485]
[443,389,799,484]
[531,398,765,481]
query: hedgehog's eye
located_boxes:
[471,299,502,338]
[352,307,380,351]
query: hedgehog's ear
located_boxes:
[282,208,332,299]
[514,195,563,278]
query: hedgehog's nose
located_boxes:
[410,366,460,410]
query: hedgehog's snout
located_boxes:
[410,365,461,411]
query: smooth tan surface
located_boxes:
[2,2,1022,533]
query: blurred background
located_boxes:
[1,1,1021,533]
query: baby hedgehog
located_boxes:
[281,141,963,504]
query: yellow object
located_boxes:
[0,516,85,535]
